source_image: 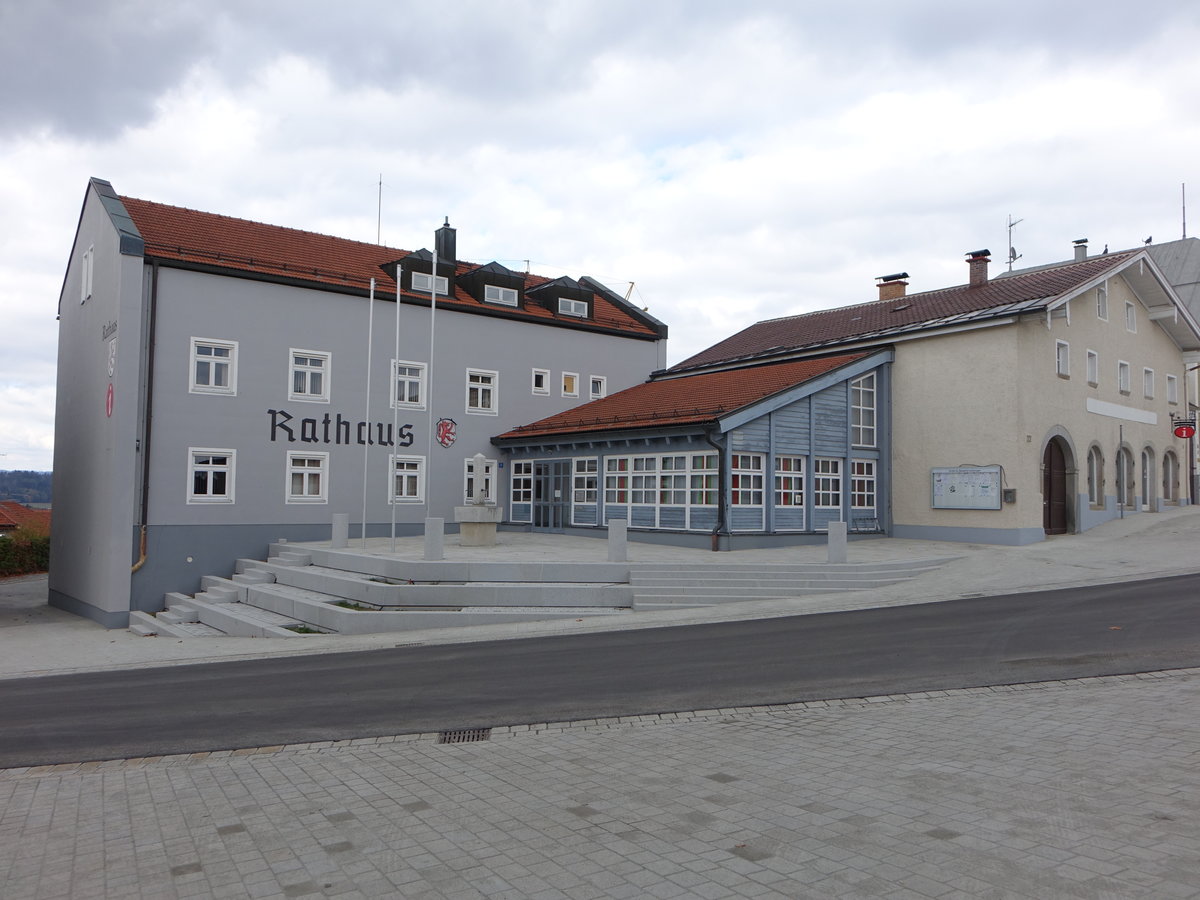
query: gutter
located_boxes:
[131,260,159,574]
[703,427,729,551]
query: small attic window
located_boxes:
[484,284,518,307]
[558,297,588,318]
[412,272,449,295]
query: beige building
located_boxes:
[673,241,1200,545]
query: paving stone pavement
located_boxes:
[3,669,1198,900]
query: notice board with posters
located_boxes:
[930,466,1002,510]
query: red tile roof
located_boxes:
[0,501,51,533]
[673,253,1134,371]
[496,353,867,441]
[119,196,661,339]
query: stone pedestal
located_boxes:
[454,505,504,547]
[608,517,628,562]
[424,517,444,560]
[331,513,350,549]
[827,520,848,564]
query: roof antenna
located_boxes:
[1006,214,1023,271]
[1183,182,1188,240]
[376,173,383,244]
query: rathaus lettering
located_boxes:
[267,409,415,447]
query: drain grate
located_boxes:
[437,727,492,745]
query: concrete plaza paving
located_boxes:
[2,507,1199,898]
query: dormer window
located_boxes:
[484,284,519,307]
[558,297,588,318]
[411,272,449,295]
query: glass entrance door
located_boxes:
[533,460,570,531]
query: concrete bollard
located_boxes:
[424,517,444,561]
[331,514,350,549]
[608,518,628,562]
[827,520,848,564]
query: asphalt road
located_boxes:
[2,573,1198,767]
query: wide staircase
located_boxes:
[129,543,956,638]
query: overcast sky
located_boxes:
[2,0,1198,471]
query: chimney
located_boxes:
[1073,238,1088,262]
[435,217,456,264]
[965,249,990,287]
[876,272,909,301]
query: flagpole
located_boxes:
[390,268,401,553]
[361,277,376,548]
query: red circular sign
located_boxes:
[105,383,114,418]
[1175,423,1196,439]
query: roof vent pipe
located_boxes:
[1073,238,1088,262]
[965,249,990,287]
[876,272,909,301]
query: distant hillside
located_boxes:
[0,470,52,504]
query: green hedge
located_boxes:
[0,526,50,576]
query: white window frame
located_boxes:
[689,453,718,507]
[286,451,328,504]
[851,373,877,447]
[558,297,588,318]
[1143,368,1155,399]
[590,375,607,400]
[562,372,579,398]
[466,369,498,415]
[1096,283,1108,320]
[1117,360,1131,394]
[851,460,876,512]
[80,245,94,304]
[730,454,764,507]
[1055,340,1070,377]
[813,458,842,510]
[1166,373,1179,404]
[464,457,497,505]
[510,461,533,520]
[190,338,238,395]
[392,360,427,410]
[1125,301,1137,332]
[188,448,235,504]
[1086,350,1098,386]
[774,455,805,523]
[289,349,331,403]
[573,457,598,504]
[484,284,519,306]
[411,272,449,295]
[532,368,550,396]
[389,454,425,503]
[1087,446,1104,506]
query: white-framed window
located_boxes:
[484,284,519,306]
[851,373,876,447]
[1163,451,1179,502]
[289,349,330,402]
[190,338,237,395]
[689,453,718,506]
[532,368,550,395]
[605,457,629,504]
[511,461,534,500]
[658,455,688,505]
[774,456,805,508]
[851,460,876,511]
[1055,341,1070,377]
[813,458,842,509]
[573,458,598,503]
[730,454,764,506]
[389,455,425,502]
[1087,446,1104,506]
[1116,447,1135,508]
[558,297,588,317]
[80,245,94,304]
[188,449,235,504]
[630,456,658,505]
[1086,350,1099,386]
[1125,301,1137,332]
[464,457,497,505]
[1117,360,1131,394]
[411,272,449,295]
[1166,373,1179,404]
[286,452,328,503]
[590,376,607,399]
[562,372,579,398]
[466,369,498,415]
[393,360,426,409]
[1143,368,1155,399]
[1096,283,1108,320]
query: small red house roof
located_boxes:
[495,353,867,442]
[673,252,1135,371]
[119,195,662,340]
[0,501,51,533]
